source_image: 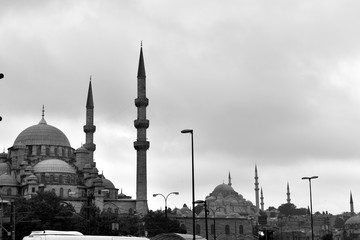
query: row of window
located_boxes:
[39,174,77,185]
[27,146,73,158]
[194,224,244,235]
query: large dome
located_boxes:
[13,118,71,147]
[34,159,76,174]
[212,183,236,196]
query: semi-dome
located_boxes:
[34,159,76,174]
[0,174,19,186]
[13,117,71,147]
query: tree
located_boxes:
[144,210,186,237]
[14,191,76,240]
[278,203,297,216]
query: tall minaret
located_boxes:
[134,45,149,214]
[260,188,264,211]
[255,165,260,214]
[287,182,291,204]
[228,171,232,186]
[83,79,96,164]
[350,191,354,215]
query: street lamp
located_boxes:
[0,73,3,122]
[181,129,195,240]
[153,192,179,219]
[194,200,208,240]
[302,176,318,240]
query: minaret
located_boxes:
[134,45,149,214]
[255,165,259,214]
[228,171,232,186]
[83,79,96,164]
[350,191,354,215]
[260,188,264,211]
[287,182,291,204]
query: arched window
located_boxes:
[115,208,119,215]
[180,224,186,232]
[211,224,215,235]
[59,175,63,184]
[6,188,11,195]
[50,175,54,183]
[41,174,45,183]
[68,189,72,197]
[52,188,56,194]
[239,225,244,234]
[60,188,64,197]
[107,207,112,213]
[196,224,201,235]
[225,225,230,235]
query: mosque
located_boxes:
[0,46,149,215]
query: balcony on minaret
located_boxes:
[83,125,96,133]
[135,97,149,107]
[134,119,149,129]
[83,142,96,152]
[134,140,150,150]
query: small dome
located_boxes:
[0,174,18,186]
[27,174,38,183]
[345,215,360,226]
[14,118,71,147]
[34,159,76,174]
[102,178,115,189]
[75,145,89,153]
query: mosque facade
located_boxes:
[0,47,149,215]
[176,173,258,240]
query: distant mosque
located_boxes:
[0,46,149,215]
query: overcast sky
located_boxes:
[2,0,360,215]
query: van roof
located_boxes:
[28,231,84,236]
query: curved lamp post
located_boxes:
[181,129,195,240]
[302,176,318,240]
[153,191,179,219]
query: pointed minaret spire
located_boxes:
[83,78,96,163]
[228,171,232,186]
[287,182,291,204]
[137,44,146,79]
[350,191,354,215]
[260,188,264,211]
[39,105,47,124]
[255,164,260,215]
[134,44,149,214]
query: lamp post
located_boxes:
[0,73,3,122]
[181,129,195,240]
[194,200,208,240]
[153,192,179,219]
[302,176,318,240]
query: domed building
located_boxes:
[344,215,360,239]
[0,46,150,215]
[177,173,257,240]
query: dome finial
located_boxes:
[39,105,47,124]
